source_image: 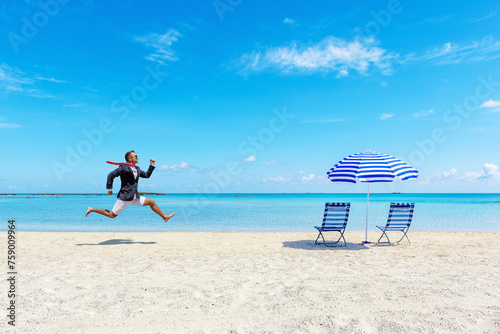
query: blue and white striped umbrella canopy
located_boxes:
[327,150,418,183]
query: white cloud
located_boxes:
[233,35,500,79]
[301,174,315,182]
[416,15,454,25]
[480,99,500,107]
[479,99,500,112]
[263,176,290,183]
[34,77,67,83]
[404,36,500,65]
[243,155,256,162]
[413,109,435,118]
[380,113,394,120]
[0,63,31,93]
[0,115,20,128]
[283,18,296,24]
[420,168,459,185]
[0,123,20,128]
[462,163,500,182]
[482,163,498,178]
[158,162,197,172]
[265,160,279,165]
[236,36,395,76]
[462,171,482,181]
[0,63,64,98]
[134,29,181,65]
[438,168,458,179]
[468,12,497,24]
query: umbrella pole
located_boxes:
[364,183,371,244]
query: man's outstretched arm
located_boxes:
[140,159,156,178]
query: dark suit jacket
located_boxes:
[106,164,155,201]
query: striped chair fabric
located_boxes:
[376,202,415,245]
[314,202,350,247]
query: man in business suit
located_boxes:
[86,150,175,222]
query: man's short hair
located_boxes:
[125,150,135,162]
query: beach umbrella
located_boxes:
[327,150,418,244]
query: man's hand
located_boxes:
[150,159,155,166]
[108,190,113,195]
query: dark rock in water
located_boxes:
[138,192,167,195]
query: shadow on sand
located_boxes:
[76,239,157,246]
[283,240,369,251]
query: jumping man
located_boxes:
[86,150,175,222]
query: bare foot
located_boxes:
[86,207,92,217]
[163,212,175,222]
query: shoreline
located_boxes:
[4,231,500,332]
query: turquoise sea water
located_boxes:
[1,193,499,232]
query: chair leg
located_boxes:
[340,232,346,247]
[376,229,392,245]
[404,232,411,245]
[315,231,326,245]
[394,229,411,245]
[316,231,346,247]
[325,233,342,247]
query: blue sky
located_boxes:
[1,0,500,193]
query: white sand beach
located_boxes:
[4,231,500,333]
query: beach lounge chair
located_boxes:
[376,203,415,245]
[314,202,350,247]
